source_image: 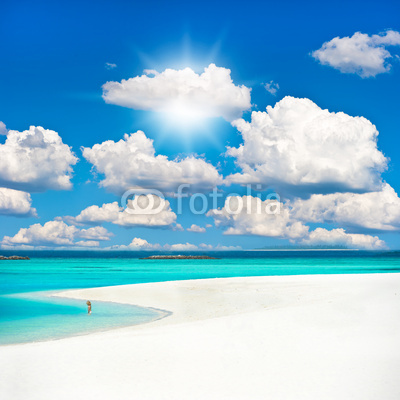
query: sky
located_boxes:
[0,0,400,251]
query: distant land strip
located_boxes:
[0,256,30,260]
[140,255,219,260]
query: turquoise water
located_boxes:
[1,250,400,345]
[0,293,160,345]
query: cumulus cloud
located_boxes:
[0,188,37,217]
[102,64,251,122]
[264,81,279,95]
[128,237,160,249]
[291,183,400,231]
[0,121,8,135]
[82,131,222,194]
[143,69,159,76]
[74,241,100,248]
[107,238,242,251]
[312,30,400,77]
[199,243,242,250]
[69,195,177,228]
[207,195,387,249]
[108,237,162,251]
[172,223,184,231]
[168,242,199,251]
[77,226,114,241]
[301,228,387,250]
[112,240,199,251]
[2,220,112,248]
[0,126,78,192]
[207,195,309,239]
[165,242,242,251]
[187,224,206,233]
[226,96,387,196]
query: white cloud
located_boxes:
[0,126,78,192]
[199,243,242,250]
[198,244,213,250]
[75,241,100,248]
[129,237,160,249]
[168,242,200,251]
[82,131,222,194]
[143,69,159,76]
[0,244,36,250]
[207,195,309,239]
[105,62,117,70]
[107,239,198,251]
[301,228,387,250]
[70,202,120,225]
[0,188,37,217]
[207,194,387,249]
[102,64,251,122]
[106,238,241,251]
[70,195,177,228]
[227,96,387,195]
[2,220,112,248]
[218,245,242,250]
[291,183,400,231]
[264,80,279,95]
[173,224,184,231]
[77,226,114,241]
[166,242,242,251]
[108,237,162,251]
[187,224,206,233]
[2,220,77,247]
[312,30,400,77]
[0,121,8,135]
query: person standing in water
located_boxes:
[86,301,92,315]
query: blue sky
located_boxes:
[1,0,400,250]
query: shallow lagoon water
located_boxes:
[1,250,400,345]
[0,292,161,345]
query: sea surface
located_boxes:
[1,250,400,345]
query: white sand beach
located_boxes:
[1,273,400,400]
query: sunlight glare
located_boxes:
[161,101,212,129]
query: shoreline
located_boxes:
[0,291,172,347]
[1,273,400,399]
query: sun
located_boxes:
[132,35,230,148]
[160,101,212,129]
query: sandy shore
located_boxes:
[1,273,400,399]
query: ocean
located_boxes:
[1,250,400,345]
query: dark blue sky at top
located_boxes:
[0,0,399,248]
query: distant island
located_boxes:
[141,255,219,260]
[0,256,30,260]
